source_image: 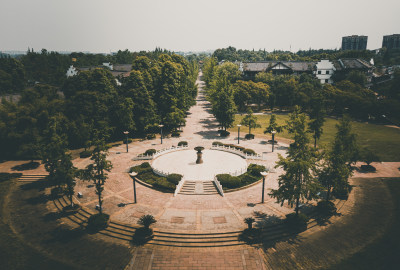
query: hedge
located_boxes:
[144,149,157,156]
[178,141,188,146]
[129,163,175,192]
[243,149,256,155]
[166,174,183,185]
[245,134,255,140]
[216,164,264,189]
[146,133,156,140]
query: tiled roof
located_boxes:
[243,61,316,72]
[334,58,373,71]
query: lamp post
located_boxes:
[130,172,137,203]
[159,124,164,144]
[237,124,241,144]
[123,131,129,153]
[260,171,268,203]
[271,130,277,152]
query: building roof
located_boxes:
[243,61,317,72]
[113,64,132,72]
[334,58,373,71]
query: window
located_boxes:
[325,79,329,83]
[326,70,330,74]
[318,71,321,74]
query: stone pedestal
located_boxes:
[196,152,203,164]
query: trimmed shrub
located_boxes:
[11,161,40,171]
[79,150,92,158]
[166,174,182,185]
[316,201,337,216]
[247,164,266,177]
[178,141,188,146]
[245,134,255,140]
[140,162,151,168]
[87,213,110,231]
[153,179,176,190]
[0,173,22,182]
[146,133,156,140]
[217,174,241,189]
[127,139,133,143]
[212,141,224,146]
[284,213,309,230]
[219,130,230,137]
[243,149,256,155]
[144,149,157,156]
[171,131,180,137]
[132,227,154,245]
[234,146,245,151]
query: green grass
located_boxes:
[230,114,400,161]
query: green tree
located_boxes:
[79,133,112,214]
[56,152,77,207]
[240,108,260,135]
[270,108,320,215]
[212,91,237,130]
[264,114,283,134]
[308,94,325,148]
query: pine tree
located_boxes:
[270,107,320,215]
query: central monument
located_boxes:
[194,146,204,164]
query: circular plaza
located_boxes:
[151,149,248,180]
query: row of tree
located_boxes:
[0,53,198,160]
[271,107,358,217]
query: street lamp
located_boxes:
[260,171,268,203]
[123,131,129,153]
[237,124,241,144]
[271,130,277,152]
[130,172,138,203]
[159,124,164,144]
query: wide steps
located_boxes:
[179,181,219,195]
[149,231,244,247]
[18,174,47,182]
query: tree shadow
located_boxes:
[19,180,48,191]
[25,193,51,205]
[44,226,86,244]
[11,161,40,171]
[194,130,221,140]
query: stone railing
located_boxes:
[229,166,248,177]
[152,167,169,177]
[213,175,224,197]
[174,177,186,197]
[133,145,189,160]
[211,144,264,160]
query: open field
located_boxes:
[230,114,400,161]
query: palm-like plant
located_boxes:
[138,215,157,229]
[244,217,255,230]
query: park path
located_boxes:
[180,71,220,141]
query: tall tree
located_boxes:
[308,94,326,148]
[264,114,284,134]
[56,152,77,207]
[80,133,112,214]
[212,91,237,130]
[270,107,320,215]
[240,108,260,135]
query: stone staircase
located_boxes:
[179,180,219,195]
[18,174,47,183]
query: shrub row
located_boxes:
[216,164,266,189]
[130,162,178,192]
[178,141,188,146]
[212,142,257,156]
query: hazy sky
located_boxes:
[1,0,399,53]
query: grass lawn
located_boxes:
[230,114,400,161]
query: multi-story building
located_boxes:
[341,35,368,51]
[382,34,400,50]
[314,60,335,84]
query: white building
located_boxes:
[66,65,79,77]
[102,62,113,70]
[315,60,335,84]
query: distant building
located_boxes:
[66,65,78,77]
[382,34,400,50]
[314,60,335,84]
[333,58,374,85]
[341,35,368,51]
[242,61,316,79]
[102,62,113,70]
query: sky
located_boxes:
[1,0,399,53]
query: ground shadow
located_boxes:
[11,161,40,171]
